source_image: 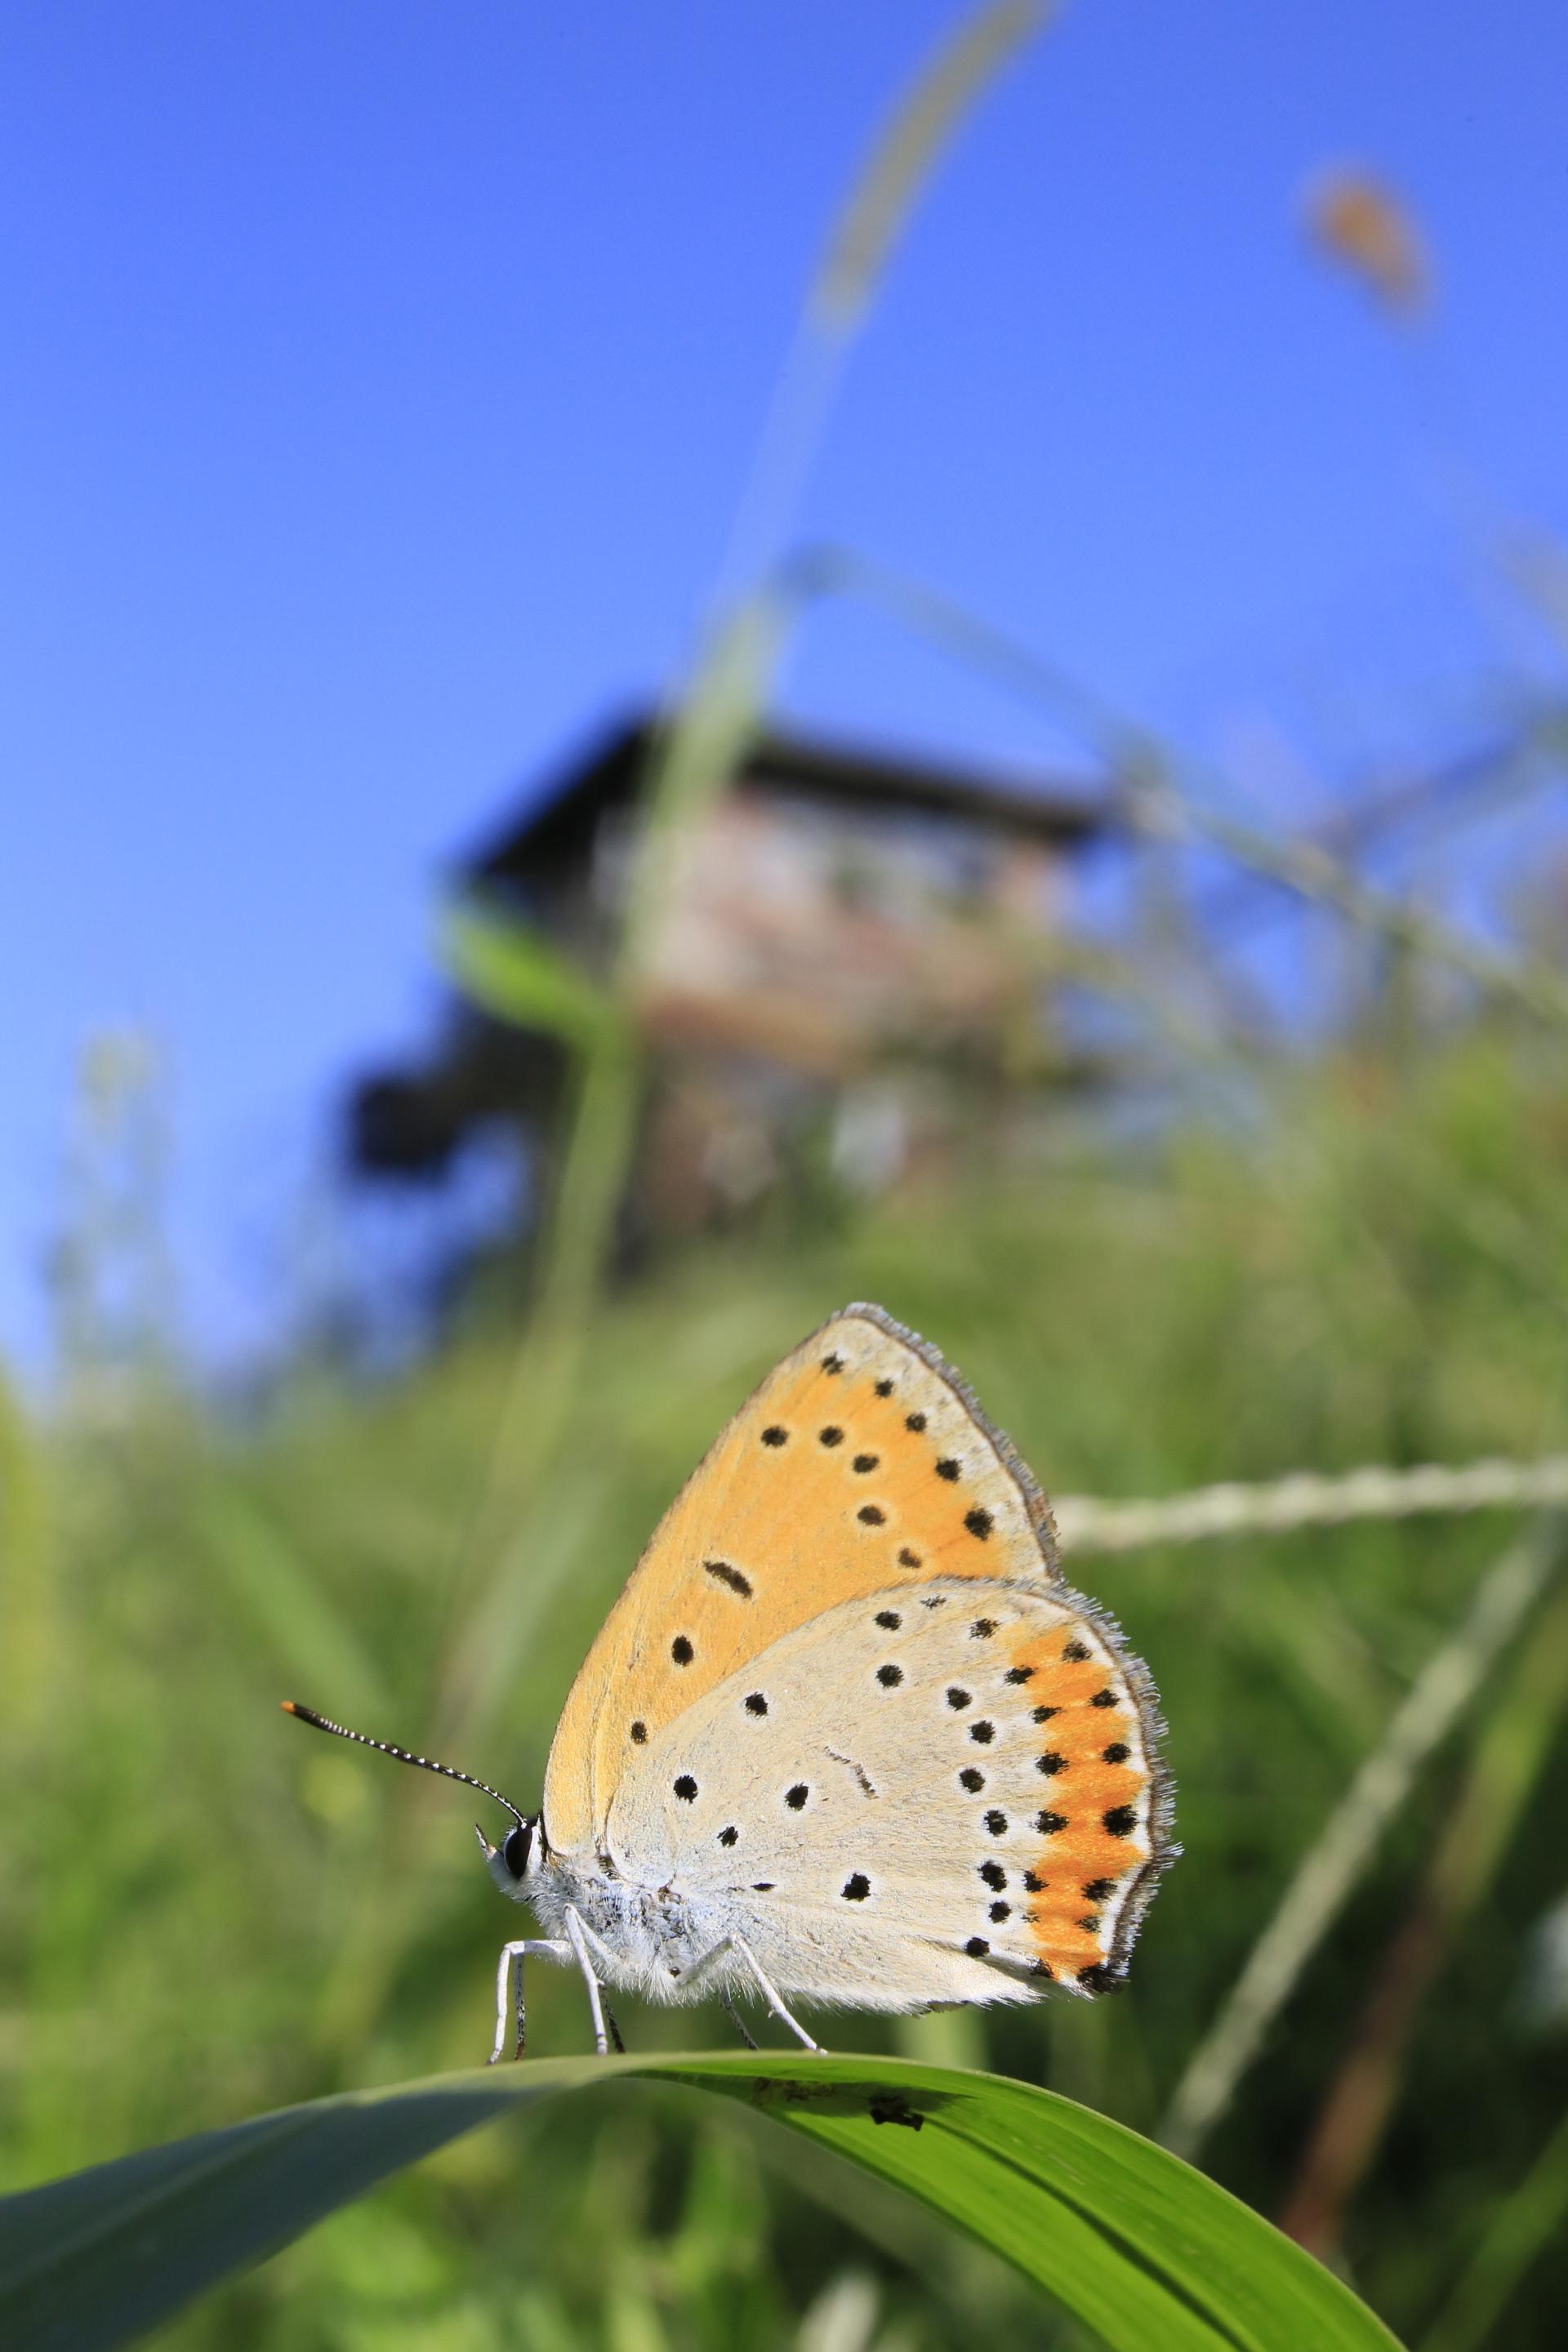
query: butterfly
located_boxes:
[284,1303,1174,2059]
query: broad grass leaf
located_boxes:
[0,2053,1402,2352]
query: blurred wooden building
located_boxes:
[350,713,1114,1228]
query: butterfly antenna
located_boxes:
[280,1701,530,1828]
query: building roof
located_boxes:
[460,711,1111,899]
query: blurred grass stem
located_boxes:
[427,7,1050,1759]
[1419,2106,1568,2352]
[0,1365,51,1734]
[1277,1581,1568,2254]
[789,544,1568,1032]
[1055,1455,1568,1556]
[1161,1515,1566,2160]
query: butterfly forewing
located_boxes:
[544,1305,1064,1858]
[605,1578,1165,2006]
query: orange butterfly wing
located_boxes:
[542,1300,1169,1980]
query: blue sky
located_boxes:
[5,2,1568,1376]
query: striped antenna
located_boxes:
[280,1701,530,1828]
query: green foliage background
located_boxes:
[5,1037,1568,2347]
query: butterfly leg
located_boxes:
[564,1908,614,2056]
[723,1993,760,2051]
[678,1935,822,2052]
[491,1939,571,2065]
[732,1935,822,2051]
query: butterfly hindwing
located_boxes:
[604,1576,1168,2006]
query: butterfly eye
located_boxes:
[501,1822,534,1878]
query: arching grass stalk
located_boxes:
[425,3,1053,1762]
[784,544,1568,1033]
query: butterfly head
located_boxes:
[280,1702,540,1892]
[477,1814,541,1899]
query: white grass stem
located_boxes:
[1055,1456,1568,1556]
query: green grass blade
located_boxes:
[0,2054,1401,2352]
[0,1359,51,1731]
[439,898,622,1051]
[685,2057,1402,2352]
[0,2077,553,2352]
[1418,2107,1568,2352]
[811,2,1049,328]
[196,1490,394,1732]
[1164,1518,1566,2158]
